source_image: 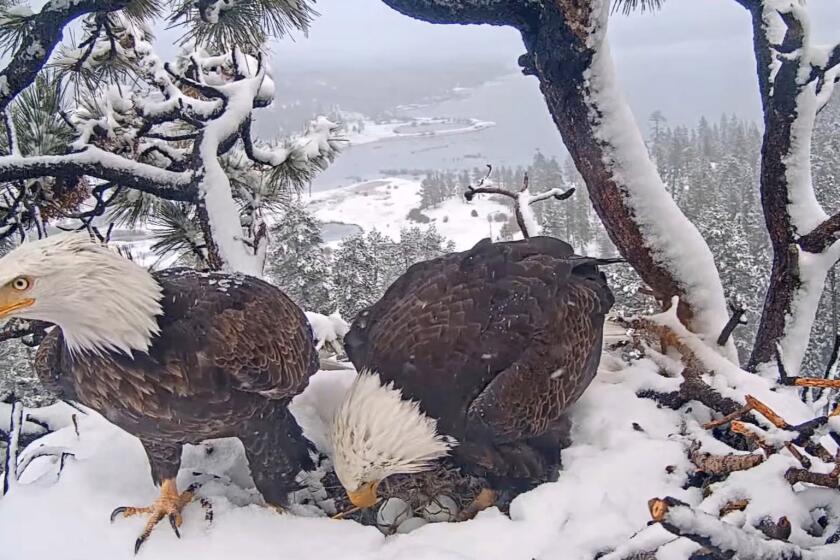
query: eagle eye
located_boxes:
[11,276,30,291]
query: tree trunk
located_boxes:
[382,0,735,355]
[743,1,840,372]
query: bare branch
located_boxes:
[689,450,764,475]
[0,1,132,113]
[717,299,747,347]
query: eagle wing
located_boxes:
[465,259,613,442]
[153,269,318,400]
[346,237,613,443]
[33,269,318,424]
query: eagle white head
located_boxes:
[330,371,455,508]
[0,233,163,356]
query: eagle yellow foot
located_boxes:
[110,479,195,554]
[458,488,498,521]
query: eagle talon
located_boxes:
[110,506,128,523]
[168,514,181,538]
[112,479,194,554]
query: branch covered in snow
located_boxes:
[1,400,22,495]
[0,10,341,274]
[464,166,575,239]
[648,497,831,560]
[743,0,840,371]
[0,1,133,113]
[0,148,197,201]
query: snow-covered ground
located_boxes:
[0,359,688,560]
[307,177,512,249]
[2,323,837,559]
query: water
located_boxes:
[310,73,567,192]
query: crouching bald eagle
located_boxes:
[331,236,615,510]
[0,234,317,551]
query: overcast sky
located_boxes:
[272,0,840,125]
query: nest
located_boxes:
[323,460,507,531]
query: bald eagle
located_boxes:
[0,234,317,551]
[331,236,615,509]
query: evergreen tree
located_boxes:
[331,232,382,319]
[265,202,332,313]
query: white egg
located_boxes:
[420,495,459,522]
[396,517,429,534]
[376,497,412,531]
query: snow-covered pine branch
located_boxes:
[742,0,840,373]
[0,2,341,276]
[0,1,135,113]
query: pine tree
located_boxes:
[265,202,332,313]
[331,233,381,319]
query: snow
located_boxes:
[0,147,193,189]
[781,243,840,375]
[344,117,496,147]
[307,178,513,250]
[0,353,709,560]
[305,310,349,353]
[755,0,840,374]
[5,317,840,560]
[582,0,736,361]
[515,190,541,237]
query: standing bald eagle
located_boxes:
[331,236,615,509]
[0,234,317,551]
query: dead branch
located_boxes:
[2,400,23,495]
[649,497,820,560]
[637,366,745,419]
[730,421,776,455]
[784,442,813,470]
[717,299,747,347]
[719,499,750,517]
[690,451,764,475]
[785,468,838,489]
[463,164,575,239]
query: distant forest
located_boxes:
[2,101,837,402]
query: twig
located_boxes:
[690,450,764,475]
[2,400,23,495]
[716,299,747,347]
[785,468,838,489]
[718,499,749,517]
[463,164,575,239]
[331,498,381,520]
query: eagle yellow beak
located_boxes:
[0,296,34,319]
[347,480,380,509]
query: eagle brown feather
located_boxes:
[35,268,318,504]
[345,236,615,488]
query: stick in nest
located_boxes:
[690,450,764,475]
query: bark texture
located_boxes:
[741,1,840,370]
